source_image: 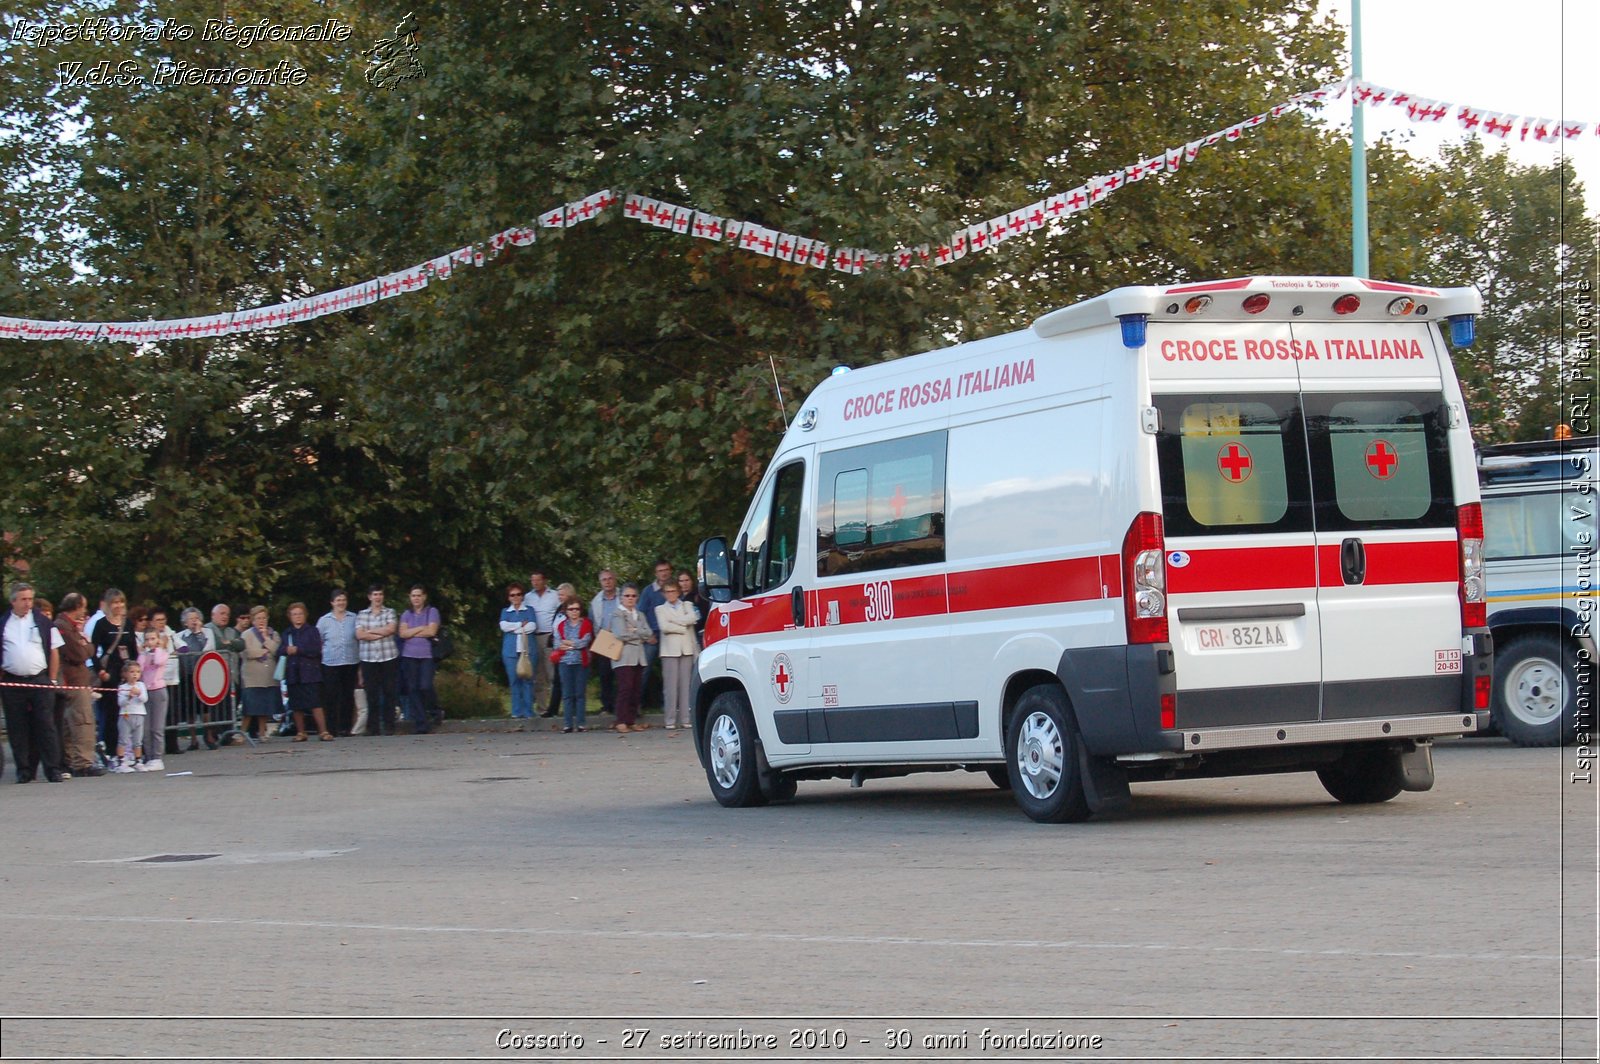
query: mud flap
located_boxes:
[1399,741,1435,792]
[1077,742,1131,814]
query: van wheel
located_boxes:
[703,691,767,808]
[1005,686,1091,823]
[986,767,1012,791]
[1317,745,1406,804]
[1494,634,1578,747]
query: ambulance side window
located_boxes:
[816,431,947,577]
[1154,395,1311,537]
[1304,394,1454,530]
[741,460,805,596]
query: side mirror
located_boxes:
[698,537,733,603]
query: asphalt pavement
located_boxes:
[1,725,1594,1062]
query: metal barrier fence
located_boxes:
[163,652,245,751]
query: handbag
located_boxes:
[273,654,287,682]
[516,650,534,679]
[430,630,454,661]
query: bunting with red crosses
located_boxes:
[6,74,1593,343]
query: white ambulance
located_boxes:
[695,277,1493,822]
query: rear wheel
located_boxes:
[1005,686,1091,823]
[703,691,767,808]
[1317,745,1406,804]
[1494,634,1578,747]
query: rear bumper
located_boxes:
[1174,710,1478,753]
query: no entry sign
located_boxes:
[193,651,231,706]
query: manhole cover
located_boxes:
[465,776,527,783]
[136,854,220,863]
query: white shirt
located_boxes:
[527,588,561,634]
[3,610,63,676]
[84,609,105,645]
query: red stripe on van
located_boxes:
[1165,278,1255,294]
[947,554,1114,613]
[1167,545,1316,594]
[1317,539,1457,586]
[1359,279,1441,297]
[811,573,948,626]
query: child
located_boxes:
[139,627,170,771]
[115,660,149,772]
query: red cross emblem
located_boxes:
[889,484,908,518]
[770,653,794,704]
[1217,443,1253,482]
[1365,440,1399,480]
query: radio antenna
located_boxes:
[768,354,789,429]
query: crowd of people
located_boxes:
[500,562,708,734]
[0,561,710,784]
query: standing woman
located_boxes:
[653,581,700,731]
[239,606,282,741]
[397,585,440,735]
[280,602,331,741]
[316,590,360,736]
[499,583,537,722]
[552,600,593,733]
[175,607,214,751]
[608,583,653,733]
[91,590,137,759]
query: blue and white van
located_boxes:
[1479,435,1597,745]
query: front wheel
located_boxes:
[703,691,767,808]
[1494,634,1578,747]
[1005,685,1091,823]
[1317,745,1405,804]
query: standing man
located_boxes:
[54,593,103,777]
[588,569,622,719]
[637,559,673,711]
[318,589,360,736]
[356,585,400,736]
[2,583,65,783]
[526,569,561,718]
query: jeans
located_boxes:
[503,654,535,718]
[399,656,437,732]
[559,662,587,728]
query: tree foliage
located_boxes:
[0,0,1586,640]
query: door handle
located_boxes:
[1340,538,1367,585]
[791,586,806,627]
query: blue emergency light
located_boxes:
[830,365,852,376]
[1118,313,1149,349]
[1447,314,1476,348]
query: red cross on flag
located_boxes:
[540,204,567,228]
[623,193,648,220]
[427,255,454,280]
[791,236,813,264]
[1217,442,1253,483]
[949,232,968,260]
[1365,439,1399,480]
[1484,113,1515,138]
[1456,106,1484,131]
[806,242,829,269]
[670,206,693,234]
[721,220,745,245]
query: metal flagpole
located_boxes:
[1351,0,1370,277]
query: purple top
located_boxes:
[400,606,440,659]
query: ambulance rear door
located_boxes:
[1292,319,1465,719]
[1149,321,1324,729]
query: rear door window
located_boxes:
[1303,394,1454,531]
[1154,394,1312,537]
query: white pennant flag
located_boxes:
[623,193,652,224]
[426,255,454,281]
[721,219,745,245]
[791,236,813,265]
[670,206,693,234]
[691,211,725,241]
[771,232,798,262]
[804,240,829,269]
[539,203,568,228]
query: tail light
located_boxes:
[1333,294,1362,315]
[1474,675,1491,711]
[1122,512,1168,644]
[1159,693,1177,729]
[1457,503,1486,628]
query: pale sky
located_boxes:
[1317,0,1599,209]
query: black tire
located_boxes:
[985,766,1012,791]
[702,691,767,808]
[1494,634,1579,747]
[1004,685,1091,823]
[1317,744,1406,804]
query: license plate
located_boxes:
[1191,622,1290,651]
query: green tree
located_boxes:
[1417,139,1598,442]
